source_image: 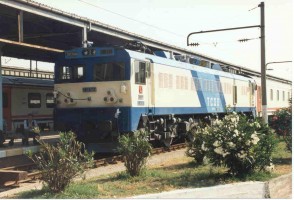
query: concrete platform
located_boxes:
[131,173,292,199]
[0,131,59,158]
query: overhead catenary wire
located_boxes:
[78,0,185,38]
[189,36,260,47]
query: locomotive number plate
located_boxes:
[82,87,97,92]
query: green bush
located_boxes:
[196,112,277,176]
[253,124,278,171]
[186,123,208,164]
[27,131,93,193]
[118,129,152,176]
[270,99,292,152]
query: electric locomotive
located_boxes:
[53,43,257,152]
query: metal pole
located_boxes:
[36,60,38,78]
[18,10,24,42]
[187,25,260,46]
[259,2,267,124]
[30,59,32,77]
[0,47,3,130]
[266,61,292,69]
[82,26,87,48]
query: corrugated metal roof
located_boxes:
[2,76,53,87]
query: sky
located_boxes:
[2,0,293,80]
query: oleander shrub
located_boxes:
[253,124,278,171]
[195,112,277,176]
[186,123,208,164]
[270,99,292,152]
[27,131,94,193]
[118,129,152,176]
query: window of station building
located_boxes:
[46,93,55,108]
[2,92,8,108]
[93,62,125,81]
[270,89,273,101]
[28,93,41,108]
[134,61,146,84]
[283,91,285,101]
[277,90,279,101]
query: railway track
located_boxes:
[0,143,187,187]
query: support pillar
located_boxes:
[30,60,32,77]
[18,10,24,42]
[0,47,3,130]
[82,26,87,48]
[36,60,38,78]
[259,2,267,124]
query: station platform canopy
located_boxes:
[0,0,291,81]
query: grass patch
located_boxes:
[14,183,100,199]
[14,141,291,199]
[272,138,292,164]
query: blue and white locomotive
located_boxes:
[53,42,256,152]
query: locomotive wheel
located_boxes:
[9,139,14,146]
[162,137,173,147]
[186,132,195,142]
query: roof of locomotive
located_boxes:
[61,46,253,82]
[124,48,253,82]
[2,76,53,87]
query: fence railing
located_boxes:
[1,66,54,79]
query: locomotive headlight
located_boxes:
[53,90,58,98]
[90,49,96,55]
[82,49,89,56]
[120,83,127,94]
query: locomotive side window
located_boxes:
[28,93,41,108]
[46,93,55,108]
[93,62,125,81]
[74,66,85,80]
[135,61,146,84]
[233,85,238,104]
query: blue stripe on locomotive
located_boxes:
[191,71,226,113]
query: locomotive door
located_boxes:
[256,86,262,116]
[146,61,154,114]
[134,60,154,114]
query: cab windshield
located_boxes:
[57,65,85,82]
[93,62,125,81]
